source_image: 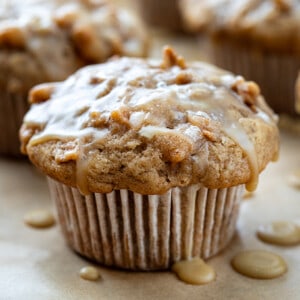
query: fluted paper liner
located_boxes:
[0,91,29,156]
[135,0,183,31]
[212,38,300,116]
[48,178,243,270]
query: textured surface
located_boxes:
[0,130,299,299]
[48,179,242,270]
[21,48,279,194]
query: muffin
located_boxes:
[0,0,148,156]
[180,0,300,116]
[134,0,184,31]
[20,47,279,270]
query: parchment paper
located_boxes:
[1,28,300,300]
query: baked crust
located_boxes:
[20,47,279,194]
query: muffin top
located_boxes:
[180,0,300,52]
[20,47,279,195]
[0,0,148,94]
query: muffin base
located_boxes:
[0,91,28,156]
[211,37,300,116]
[48,178,243,270]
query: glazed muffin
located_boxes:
[0,0,148,156]
[134,0,184,31]
[180,0,300,116]
[20,47,279,270]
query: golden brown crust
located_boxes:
[20,47,279,194]
[24,117,278,195]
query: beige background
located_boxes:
[1,131,300,300]
[1,3,300,299]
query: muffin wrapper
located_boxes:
[48,178,243,270]
[211,38,300,116]
[0,91,28,156]
[135,0,183,31]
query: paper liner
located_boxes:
[0,91,29,156]
[134,0,183,31]
[211,38,300,116]
[48,178,243,270]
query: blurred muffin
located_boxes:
[0,0,148,156]
[20,47,279,270]
[181,0,300,116]
[134,0,184,31]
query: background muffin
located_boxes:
[180,0,300,117]
[0,0,148,156]
[20,47,279,270]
